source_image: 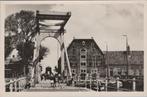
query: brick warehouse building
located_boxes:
[60,38,144,81]
[64,38,106,81]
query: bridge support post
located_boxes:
[33,19,41,85]
[60,32,65,80]
[34,63,41,84]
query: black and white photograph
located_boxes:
[0,1,146,95]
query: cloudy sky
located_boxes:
[5,3,144,72]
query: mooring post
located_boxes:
[105,77,108,91]
[90,74,92,91]
[116,77,120,91]
[97,79,98,92]
[133,78,136,91]
[78,76,80,91]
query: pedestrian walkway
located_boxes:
[24,80,92,92]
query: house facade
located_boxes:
[5,49,28,79]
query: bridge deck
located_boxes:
[24,80,92,92]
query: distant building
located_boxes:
[105,51,144,78]
[5,49,26,78]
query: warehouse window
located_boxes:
[80,48,87,54]
[81,55,86,58]
[81,62,86,66]
[81,69,86,73]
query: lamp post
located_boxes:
[122,35,129,79]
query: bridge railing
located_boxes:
[74,77,143,91]
[5,77,27,92]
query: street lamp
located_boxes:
[122,35,129,79]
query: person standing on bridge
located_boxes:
[58,74,62,87]
[53,73,58,87]
[25,74,31,89]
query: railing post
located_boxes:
[105,77,108,91]
[9,80,13,92]
[85,79,86,88]
[97,80,98,92]
[90,75,92,91]
[21,80,26,90]
[18,80,21,91]
[14,80,17,92]
[20,80,23,91]
[72,78,75,87]
[85,74,88,89]
[78,76,80,91]
[5,77,27,92]
[23,78,27,90]
[132,78,136,91]
[116,77,119,91]
[20,78,22,90]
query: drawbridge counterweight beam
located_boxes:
[36,11,71,31]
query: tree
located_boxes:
[5,10,36,39]
[5,10,36,59]
[5,10,49,75]
[39,45,49,62]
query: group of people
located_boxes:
[41,73,63,88]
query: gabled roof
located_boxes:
[67,38,104,55]
[104,51,144,65]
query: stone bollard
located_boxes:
[132,78,136,91]
[116,77,119,91]
[105,78,108,91]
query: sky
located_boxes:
[5,3,144,73]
